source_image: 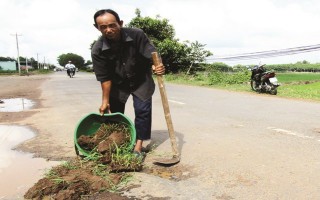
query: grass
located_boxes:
[277,81,320,101]
[277,73,320,83]
[162,72,320,102]
[275,73,320,101]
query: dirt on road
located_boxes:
[0,74,191,199]
[5,73,319,199]
[0,75,131,199]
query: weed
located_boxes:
[61,161,78,170]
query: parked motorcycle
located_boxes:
[250,64,280,95]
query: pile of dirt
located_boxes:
[24,159,129,200]
[24,123,143,199]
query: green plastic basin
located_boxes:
[74,112,136,157]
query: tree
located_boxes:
[154,38,190,73]
[57,53,85,69]
[127,9,212,73]
[127,9,182,72]
[28,57,39,69]
[127,9,175,43]
[84,60,93,66]
[185,41,213,74]
[0,57,15,61]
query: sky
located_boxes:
[1,0,320,67]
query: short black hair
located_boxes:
[93,9,121,26]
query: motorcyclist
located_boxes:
[65,61,76,77]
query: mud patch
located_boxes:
[142,164,194,181]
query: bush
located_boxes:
[208,70,250,85]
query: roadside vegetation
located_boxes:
[0,68,52,75]
[162,71,320,101]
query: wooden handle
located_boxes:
[151,52,179,157]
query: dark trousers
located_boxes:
[109,95,152,140]
[67,69,75,76]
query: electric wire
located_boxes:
[207,44,320,61]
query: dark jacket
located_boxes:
[91,28,156,103]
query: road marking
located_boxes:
[168,100,185,105]
[267,127,314,139]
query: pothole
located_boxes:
[0,125,60,199]
[0,98,35,112]
[142,164,194,181]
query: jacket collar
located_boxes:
[101,28,133,51]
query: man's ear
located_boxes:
[119,20,124,27]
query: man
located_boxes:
[91,9,165,156]
[65,61,76,77]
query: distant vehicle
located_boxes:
[54,67,63,72]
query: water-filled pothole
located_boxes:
[0,125,59,199]
[0,98,35,112]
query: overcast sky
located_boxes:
[1,0,320,66]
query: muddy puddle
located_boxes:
[142,163,194,181]
[0,98,35,112]
[0,125,60,199]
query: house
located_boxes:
[0,61,16,70]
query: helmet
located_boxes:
[68,61,71,63]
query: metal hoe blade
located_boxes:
[153,155,180,166]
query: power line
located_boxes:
[207,44,320,61]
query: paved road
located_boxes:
[23,72,320,199]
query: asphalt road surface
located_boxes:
[19,72,320,199]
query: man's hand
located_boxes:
[99,103,110,115]
[100,80,112,115]
[152,63,165,75]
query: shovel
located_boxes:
[151,52,180,165]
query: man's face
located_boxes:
[96,13,123,41]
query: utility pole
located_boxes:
[26,57,29,73]
[37,53,40,70]
[11,33,22,75]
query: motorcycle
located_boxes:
[67,68,75,78]
[250,64,280,95]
